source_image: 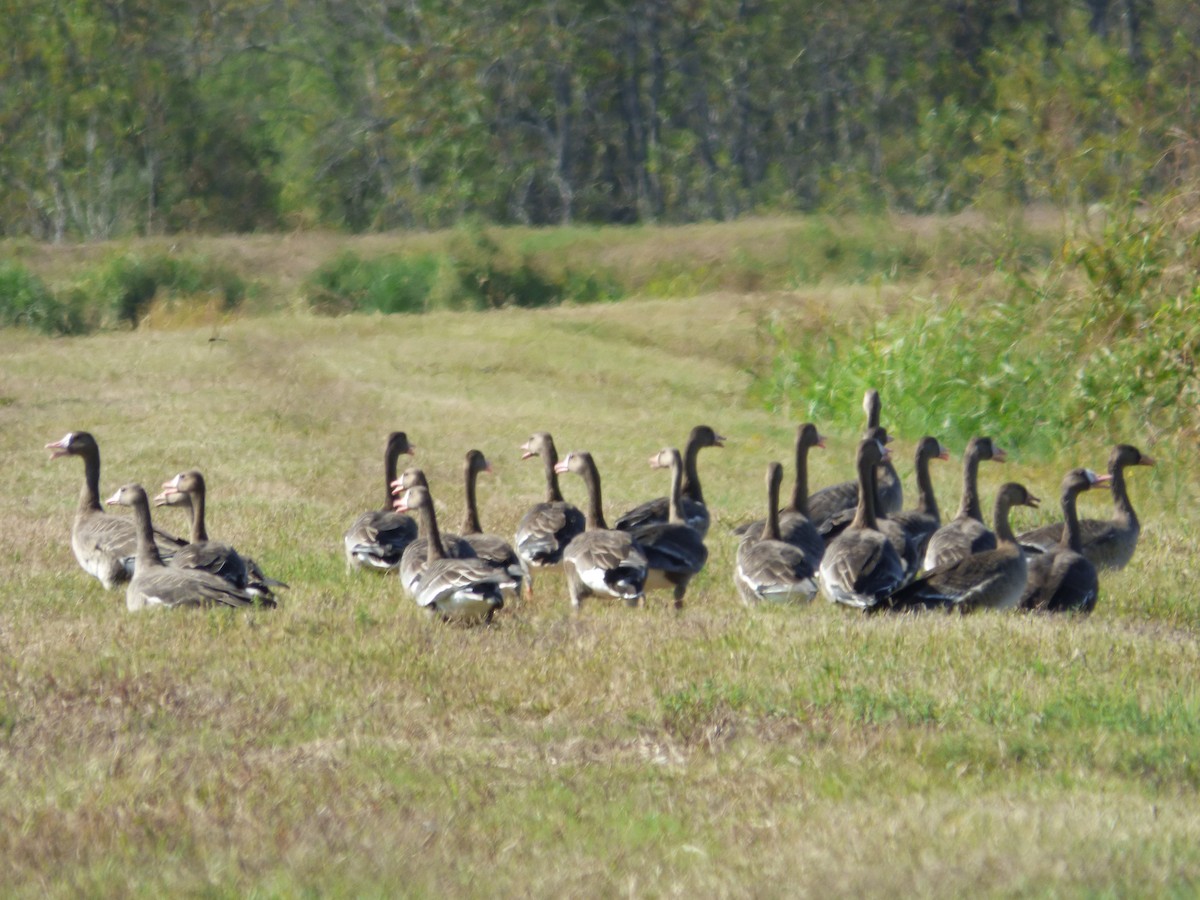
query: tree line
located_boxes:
[1,0,1195,240]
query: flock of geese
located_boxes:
[45,389,1154,622]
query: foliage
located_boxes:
[305,252,442,315]
[0,261,85,335]
[87,253,246,328]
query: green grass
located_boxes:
[2,221,1199,896]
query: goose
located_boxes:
[733,423,826,563]
[882,482,1040,613]
[734,461,820,606]
[105,484,269,610]
[921,436,1007,571]
[394,484,505,623]
[459,449,526,599]
[513,432,586,591]
[1018,444,1154,570]
[390,467,477,599]
[1020,469,1109,613]
[629,448,709,608]
[887,437,951,567]
[154,469,287,601]
[343,431,418,572]
[807,390,903,526]
[46,431,185,589]
[554,451,649,608]
[818,437,907,610]
[614,424,725,536]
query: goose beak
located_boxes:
[1027,493,1041,509]
[1140,454,1156,466]
[104,488,122,506]
[553,461,568,474]
[816,435,827,449]
[713,433,727,448]
[1092,472,1113,488]
[992,448,1008,462]
[45,436,71,459]
[937,447,951,461]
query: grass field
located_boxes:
[2,221,1198,897]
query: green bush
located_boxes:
[305,252,440,315]
[90,254,246,327]
[0,261,85,335]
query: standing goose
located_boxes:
[1020,469,1109,613]
[888,437,951,567]
[614,425,725,536]
[513,432,586,590]
[734,423,826,563]
[883,482,1040,613]
[921,436,1007,571]
[818,437,907,610]
[1018,444,1154,570]
[459,449,526,599]
[807,390,903,526]
[343,431,418,572]
[154,470,287,601]
[391,468,477,599]
[554,451,649,609]
[105,484,269,610]
[735,462,820,606]
[46,431,185,589]
[630,448,709,608]
[394,485,505,623]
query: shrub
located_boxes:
[0,261,85,335]
[305,252,441,315]
[89,254,246,327]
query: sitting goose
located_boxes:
[614,424,725,537]
[818,437,907,610]
[343,431,418,572]
[734,462,820,606]
[394,484,505,623]
[882,482,1040,613]
[105,484,269,611]
[921,436,1006,571]
[391,468,477,599]
[554,451,649,609]
[887,437,951,567]
[733,423,826,564]
[459,449,526,600]
[154,470,287,601]
[514,432,586,592]
[629,448,709,608]
[807,390,903,526]
[1018,444,1154,571]
[1020,469,1109,613]
[46,431,185,589]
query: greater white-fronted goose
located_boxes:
[390,467,477,599]
[1020,469,1109,613]
[921,436,1006,571]
[614,424,724,536]
[818,437,907,610]
[883,482,1040,613]
[735,462,819,606]
[514,432,586,590]
[459,449,526,599]
[808,391,903,526]
[105,484,269,611]
[394,484,505,623]
[46,431,185,589]
[343,431,418,572]
[1018,444,1154,571]
[734,423,826,563]
[888,437,951,567]
[554,451,649,608]
[629,448,709,608]
[154,469,287,601]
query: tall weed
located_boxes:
[0,261,86,335]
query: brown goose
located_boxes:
[105,484,268,611]
[394,484,505,623]
[921,436,1007,571]
[46,431,185,589]
[734,423,826,563]
[459,449,526,599]
[554,451,649,608]
[154,470,287,601]
[343,431,418,572]
[887,437,951,567]
[614,424,725,536]
[807,390,903,526]
[1020,469,1109,613]
[1018,444,1154,571]
[629,448,709,608]
[514,432,586,588]
[390,467,477,599]
[818,437,907,610]
[735,462,819,606]
[883,482,1040,613]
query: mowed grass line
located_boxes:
[2,292,1199,897]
